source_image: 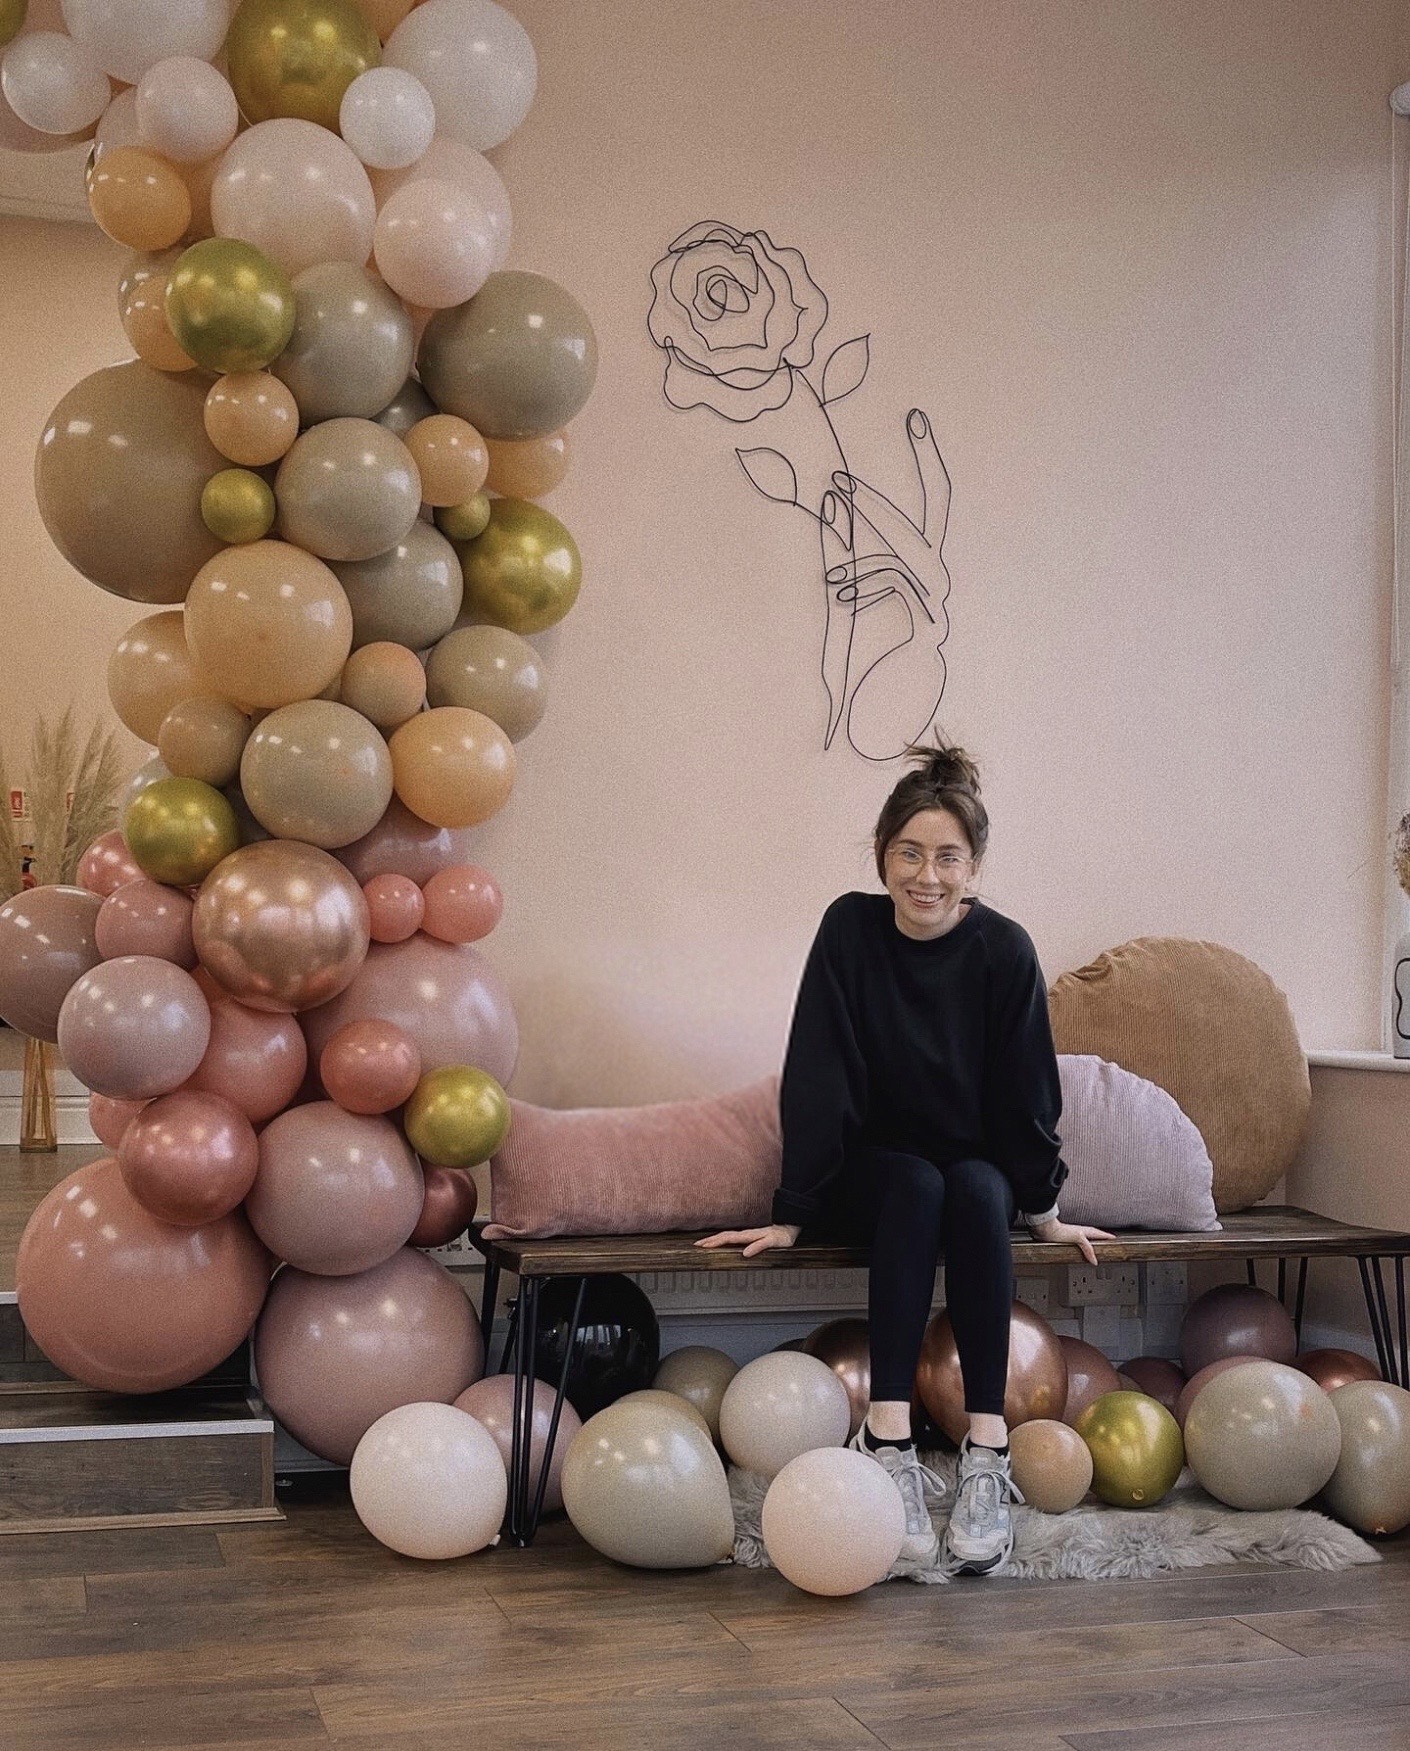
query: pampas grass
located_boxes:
[0,710,123,899]
[1396,812,1410,900]
[0,740,21,905]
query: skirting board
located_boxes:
[0,1093,97,1147]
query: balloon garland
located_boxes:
[1,0,595,1470]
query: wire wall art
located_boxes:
[647,220,954,761]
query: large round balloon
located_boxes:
[272,262,414,425]
[1074,1390,1184,1508]
[300,931,516,1081]
[384,0,536,153]
[454,499,582,635]
[1180,1283,1297,1376]
[34,361,223,604]
[87,147,191,251]
[561,1398,735,1570]
[374,176,496,310]
[164,238,296,375]
[652,1345,738,1444]
[335,794,477,884]
[1322,1381,1410,1536]
[530,1273,659,1421]
[425,624,546,742]
[916,1301,1068,1445]
[193,839,369,1012]
[60,0,230,83]
[276,418,422,563]
[801,1317,870,1441]
[333,521,463,651]
[389,705,515,829]
[118,1089,259,1225]
[455,1372,580,1515]
[96,879,196,967]
[340,65,435,170]
[240,701,394,849]
[58,955,211,1100]
[134,54,239,165]
[1058,1336,1122,1427]
[108,609,203,744]
[17,1155,270,1394]
[0,884,102,1041]
[1183,1360,1342,1510]
[351,1401,505,1560]
[719,1351,852,1479]
[182,969,308,1120]
[246,1101,423,1274]
[254,1246,484,1463]
[226,0,380,133]
[762,1447,906,1596]
[417,271,597,439]
[211,117,376,279]
[184,539,353,710]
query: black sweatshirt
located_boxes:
[771,892,1068,1227]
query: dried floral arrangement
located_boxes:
[0,710,124,904]
[1397,813,1410,902]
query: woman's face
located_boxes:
[881,806,976,939]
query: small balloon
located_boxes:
[362,870,425,942]
[0,885,103,1041]
[58,955,211,1101]
[420,863,501,943]
[434,491,491,543]
[182,974,308,1121]
[373,175,495,309]
[339,64,433,168]
[239,700,394,849]
[204,372,300,467]
[96,878,196,967]
[202,468,277,544]
[87,145,190,250]
[339,642,426,729]
[135,56,238,163]
[410,1165,479,1248]
[484,429,569,499]
[275,418,422,563]
[158,696,252,788]
[1076,1391,1184,1508]
[389,706,515,829]
[334,520,463,652]
[118,1089,259,1225]
[271,261,414,426]
[89,1091,148,1150]
[404,414,488,507]
[77,829,143,898]
[425,624,546,742]
[384,0,536,153]
[125,777,241,887]
[210,116,376,280]
[403,1063,509,1168]
[108,608,202,745]
[3,29,109,135]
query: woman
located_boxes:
[698,739,1110,1576]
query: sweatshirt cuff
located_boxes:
[1020,1202,1061,1228]
[771,1188,819,1226]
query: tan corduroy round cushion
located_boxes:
[1048,938,1309,1213]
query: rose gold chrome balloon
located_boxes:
[410,1166,479,1248]
[1119,1355,1186,1413]
[193,839,370,1012]
[118,1089,259,1225]
[1296,1347,1381,1393]
[1058,1335,1122,1427]
[916,1300,1068,1445]
[802,1316,870,1440]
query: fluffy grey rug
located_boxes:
[730,1451,1379,1583]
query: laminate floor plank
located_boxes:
[0,1684,328,1751]
[1236,1604,1410,1657]
[1060,1705,1410,1749]
[0,1524,225,1580]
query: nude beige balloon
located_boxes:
[351,1402,506,1560]
[652,1345,738,1444]
[484,428,569,499]
[424,624,546,742]
[339,642,427,728]
[158,695,252,788]
[88,145,191,250]
[204,371,300,467]
[184,539,354,710]
[240,700,394,848]
[1010,1417,1094,1512]
[119,263,196,371]
[108,609,203,744]
[617,1389,713,1441]
[403,414,488,507]
[761,1447,906,1596]
[389,706,514,829]
[276,418,422,562]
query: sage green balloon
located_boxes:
[273,263,415,425]
[1184,1360,1342,1511]
[375,376,436,438]
[1322,1381,1410,1536]
[333,520,463,651]
[240,700,393,849]
[425,625,546,742]
[275,418,422,562]
[417,271,598,440]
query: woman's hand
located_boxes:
[695,1223,802,1258]
[1028,1217,1114,1267]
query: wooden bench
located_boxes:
[472,1205,1410,1546]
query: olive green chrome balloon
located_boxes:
[226,0,380,133]
[201,469,277,545]
[1075,1390,1184,1508]
[0,0,28,51]
[403,1065,509,1169]
[455,499,581,635]
[435,492,492,543]
[125,777,241,887]
[166,239,297,375]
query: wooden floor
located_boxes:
[0,1481,1403,1751]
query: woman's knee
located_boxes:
[942,1156,1012,1221]
[874,1148,946,1227]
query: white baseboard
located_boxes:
[0,1094,98,1147]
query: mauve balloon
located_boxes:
[335,795,477,885]
[96,879,197,967]
[57,955,211,1100]
[319,1017,421,1114]
[1058,1335,1123,1427]
[89,1091,148,1149]
[17,1156,271,1395]
[1119,1356,1186,1413]
[301,933,517,1084]
[409,1164,478,1247]
[182,969,308,1123]
[76,829,145,898]
[246,1101,424,1275]
[119,1090,259,1226]
[254,1247,485,1463]
[456,1373,579,1515]
[1180,1283,1297,1376]
[0,885,103,1041]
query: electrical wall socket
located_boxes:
[1066,1264,1139,1306]
[1143,1261,1188,1305]
[1015,1274,1050,1316]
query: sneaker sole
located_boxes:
[946,1534,1013,1577]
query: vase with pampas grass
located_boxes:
[1394,814,1410,1060]
[1,711,124,1151]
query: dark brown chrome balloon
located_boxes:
[410,1166,480,1248]
[1296,1346,1381,1393]
[916,1300,1068,1444]
[802,1316,870,1439]
[1119,1355,1186,1413]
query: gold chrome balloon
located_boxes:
[435,492,492,543]
[0,0,27,51]
[124,777,242,887]
[455,499,581,635]
[1075,1390,1184,1508]
[403,1065,509,1169]
[226,0,381,133]
[201,468,277,545]
[165,239,297,376]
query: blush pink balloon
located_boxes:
[335,795,477,885]
[0,884,103,1041]
[118,1090,259,1226]
[363,872,424,943]
[409,1164,478,1247]
[420,864,502,944]
[89,1091,148,1149]
[320,1017,421,1114]
[77,829,144,898]
[182,967,308,1123]
[456,1374,579,1515]
[96,879,197,967]
[57,956,211,1101]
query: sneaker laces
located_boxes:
[951,1451,1025,1542]
[893,1451,948,1528]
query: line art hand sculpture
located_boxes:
[647,220,953,761]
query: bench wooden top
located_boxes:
[473,1206,1410,1277]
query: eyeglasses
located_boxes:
[887,846,972,874]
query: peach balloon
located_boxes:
[456,1373,579,1514]
[410,1165,479,1247]
[389,706,515,829]
[204,372,300,467]
[89,1091,148,1149]
[339,642,427,730]
[159,695,253,788]
[16,1155,271,1395]
[363,871,425,942]
[421,864,502,944]
[77,828,144,898]
[118,1089,260,1226]
[96,878,196,967]
[1009,1418,1093,1513]
[119,265,196,372]
[484,429,569,500]
[403,414,489,507]
[336,795,478,885]
[320,1016,422,1114]
[88,145,191,250]
[108,609,203,745]
[182,974,308,1122]
[184,539,354,711]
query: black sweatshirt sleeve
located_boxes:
[771,906,868,1226]
[982,931,1068,1216]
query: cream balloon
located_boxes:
[108,609,202,745]
[373,176,495,310]
[60,0,231,83]
[761,1447,906,1596]
[718,1351,852,1479]
[371,134,510,268]
[350,1401,506,1559]
[211,117,376,278]
[616,1389,713,1441]
[135,56,237,163]
[338,64,434,169]
[384,0,535,152]
[652,1345,738,1444]
[1322,1381,1410,1536]
[1,30,109,134]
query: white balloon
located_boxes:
[1,30,109,134]
[718,1351,852,1480]
[372,135,511,269]
[211,119,377,279]
[384,0,535,153]
[59,0,231,84]
[373,177,495,309]
[340,65,435,171]
[0,79,85,151]
[762,1448,907,1595]
[136,56,237,163]
[350,1401,506,1560]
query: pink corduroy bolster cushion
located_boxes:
[482,1077,783,1240]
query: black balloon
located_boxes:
[531,1274,659,1419]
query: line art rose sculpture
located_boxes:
[648,221,953,760]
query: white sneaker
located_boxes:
[846,1426,944,1568]
[944,1435,1024,1576]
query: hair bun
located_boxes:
[904,735,981,796]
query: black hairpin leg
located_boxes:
[1357,1257,1393,1383]
[478,1255,501,1361]
[1372,1259,1400,1388]
[505,1274,587,1548]
[1292,1256,1308,1345]
[497,1293,520,1377]
[1396,1256,1408,1389]
[1246,1258,1258,1288]
[530,1275,587,1533]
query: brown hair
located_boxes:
[873,736,988,882]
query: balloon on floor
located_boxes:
[762,1447,906,1595]
[531,1274,659,1420]
[1183,1360,1341,1510]
[652,1345,738,1444]
[1321,1381,1410,1536]
[351,1401,507,1559]
[10,0,595,1485]
[801,1316,870,1440]
[1075,1390,1184,1508]
[1009,1418,1093,1513]
[718,1351,852,1479]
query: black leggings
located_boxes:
[817,1147,1016,1412]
